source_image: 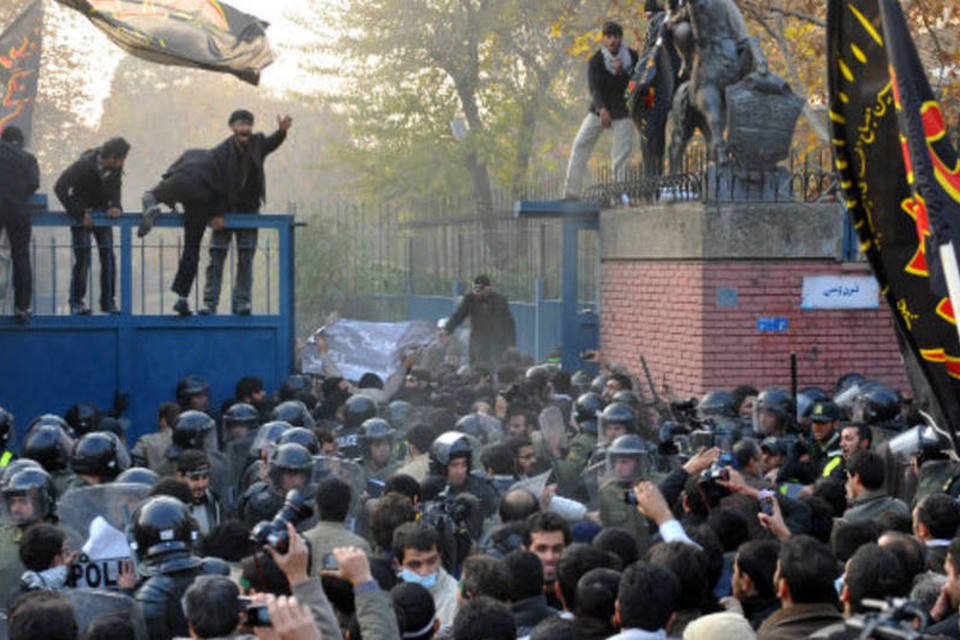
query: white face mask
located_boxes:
[397,567,438,590]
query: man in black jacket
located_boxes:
[0,127,40,322]
[201,109,291,316]
[54,138,130,315]
[138,148,226,316]
[562,21,637,200]
[443,274,515,371]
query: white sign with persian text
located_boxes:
[801,275,879,310]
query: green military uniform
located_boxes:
[63,474,94,493]
[51,469,75,498]
[0,525,24,601]
[552,431,598,497]
[598,479,650,555]
[915,459,960,507]
[364,459,400,484]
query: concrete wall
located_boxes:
[599,201,908,397]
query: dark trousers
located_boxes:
[0,203,31,311]
[69,225,115,309]
[203,226,258,311]
[150,174,211,298]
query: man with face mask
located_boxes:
[202,109,292,316]
[392,522,459,628]
[54,137,130,315]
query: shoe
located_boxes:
[102,303,120,314]
[198,306,215,316]
[13,308,29,324]
[173,298,192,316]
[138,193,160,238]
[71,304,91,316]
[234,304,251,316]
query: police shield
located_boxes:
[580,457,610,508]
[58,483,149,590]
[224,431,256,492]
[65,589,149,640]
[314,455,365,513]
[539,406,569,454]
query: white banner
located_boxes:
[801,275,879,310]
[302,319,436,382]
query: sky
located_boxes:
[49,0,322,125]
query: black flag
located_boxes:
[828,0,960,435]
[0,0,42,145]
[54,0,273,85]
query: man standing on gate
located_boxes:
[202,109,292,316]
[0,127,40,323]
[443,274,515,371]
[55,137,130,315]
[563,21,637,200]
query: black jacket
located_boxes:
[587,48,638,119]
[54,148,123,222]
[160,148,228,217]
[136,568,200,640]
[511,595,558,638]
[0,141,39,209]
[445,291,516,352]
[212,129,286,212]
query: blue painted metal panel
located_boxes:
[0,200,297,447]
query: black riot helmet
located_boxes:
[343,395,377,429]
[797,387,830,421]
[612,390,642,410]
[279,374,312,401]
[270,400,316,429]
[589,375,609,395]
[26,413,73,438]
[852,386,901,426]
[574,392,604,434]
[385,400,414,433]
[835,372,866,395]
[0,406,11,449]
[3,467,56,524]
[0,459,42,489]
[754,387,796,434]
[600,402,636,434]
[117,467,159,487]
[698,390,737,419]
[455,414,485,441]
[23,423,73,472]
[429,431,472,475]
[129,496,200,574]
[222,402,260,434]
[176,374,210,409]
[360,418,395,448]
[267,443,314,490]
[173,411,216,451]
[71,431,130,480]
[570,370,593,396]
[250,421,292,459]
[277,427,321,455]
[64,403,101,437]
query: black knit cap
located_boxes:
[601,21,623,36]
[391,582,436,640]
[228,109,255,125]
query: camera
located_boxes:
[250,489,314,553]
[758,489,775,516]
[623,489,638,505]
[238,596,271,627]
[700,463,730,483]
[845,598,928,639]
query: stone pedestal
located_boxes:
[599,201,908,397]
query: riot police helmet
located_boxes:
[277,427,321,455]
[279,374,312,401]
[612,390,642,410]
[455,413,484,441]
[589,374,609,395]
[571,370,593,395]
[64,402,101,436]
[0,459,42,489]
[754,387,796,434]
[0,406,11,449]
[606,435,654,483]
[222,402,260,434]
[2,467,56,524]
[797,387,830,420]
[116,467,159,487]
[429,431,472,474]
[176,374,210,409]
[574,392,604,433]
[270,400,316,429]
[600,402,636,435]
[173,410,216,451]
[835,372,867,395]
[267,443,314,491]
[250,421,292,459]
[698,390,737,419]
[386,400,414,434]
[26,413,73,439]
[360,418,395,446]
[71,431,130,480]
[23,423,73,472]
[129,496,200,574]
[343,395,377,429]
[852,386,901,426]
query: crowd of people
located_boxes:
[0,337,958,640]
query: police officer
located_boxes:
[54,137,130,315]
[0,406,17,470]
[202,110,292,316]
[176,375,211,412]
[238,442,314,528]
[359,418,399,483]
[423,431,498,519]
[0,126,40,322]
[270,399,316,429]
[338,395,377,460]
[753,387,796,438]
[597,435,653,553]
[0,467,57,601]
[22,419,74,496]
[808,401,844,480]
[130,496,207,640]
[65,431,130,491]
[138,147,228,315]
[156,410,215,475]
[239,420,292,491]
[277,426,321,455]
[552,392,602,497]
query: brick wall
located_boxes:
[600,259,909,398]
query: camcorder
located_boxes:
[250,489,314,554]
[845,598,928,639]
